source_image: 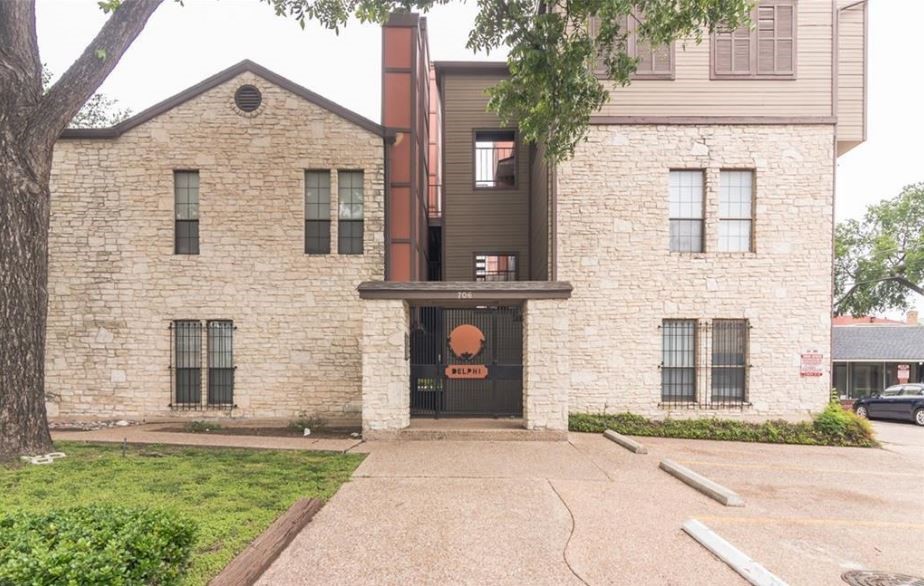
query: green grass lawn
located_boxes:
[0,442,364,585]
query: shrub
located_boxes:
[184,420,222,433]
[287,411,325,432]
[569,407,877,448]
[0,506,196,586]
[813,401,875,445]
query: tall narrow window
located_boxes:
[475,254,517,281]
[173,320,202,406]
[713,0,796,79]
[305,171,331,254]
[207,320,234,407]
[338,171,364,254]
[669,170,704,252]
[711,319,748,403]
[474,130,516,189]
[174,171,199,255]
[662,320,696,402]
[719,171,754,252]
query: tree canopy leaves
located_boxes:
[263,0,752,161]
[835,183,924,316]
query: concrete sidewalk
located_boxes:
[52,424,361,453]
[259,436,744,585]
[260,429,924,585]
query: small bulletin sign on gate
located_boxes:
[898,364,910,383]
[800,352,824,377]
[445,365,489,379]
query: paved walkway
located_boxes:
[260,429,924,585]
[260,435,744,585]
[51,424,361,452]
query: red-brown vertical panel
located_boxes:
[383,27,412,69]
[389,133,411,184]
[389,243,412,281]
[383,73,412,129]
[389,187,411,241]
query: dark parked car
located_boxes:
[853,383,924,426]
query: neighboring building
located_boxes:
[47,0,868,432]
[833,312,924,398]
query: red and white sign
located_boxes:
[898,364,910,383]
[800,352,824,377]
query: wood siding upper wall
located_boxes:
[836,1,866,153]
[597,0,834,117]
[441,73,530,281]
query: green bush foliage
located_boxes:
[813,401,875,445]
[0,506,196,586]
[184,420,222,433]
[569,404,877,447]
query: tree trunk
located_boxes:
[0,0,163,460]
[0,139,54,459]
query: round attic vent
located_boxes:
[234,85,262,112]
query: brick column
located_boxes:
[361,299,410,435]
[523,299,570,431]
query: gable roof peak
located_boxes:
[60,59,385,139]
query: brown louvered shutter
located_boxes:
[757,1,795,75]
[589,14,630,77]
[635,37,673,77]
[714,22,752,75]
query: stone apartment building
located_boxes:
[47,0,868,435]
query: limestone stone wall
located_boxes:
[47,71,385,423]
[557,124,835,421]
[361,300,410,434]
[523,299,570,431]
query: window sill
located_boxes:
[668,251,757,258]
[169,403,237,411]
[710,74,797,81]
[658,402,752,410]
[597,73,676,81]
[473,186,519,192]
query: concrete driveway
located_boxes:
[260,428,924,586]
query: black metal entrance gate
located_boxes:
[410,306,523,417]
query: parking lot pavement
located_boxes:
[264,429,924,585]
[637,433,924,584]
[872,420,924,458]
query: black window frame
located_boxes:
[337,170,364,255]
[174,170,200,255]
[473,129,517,190]
[207,320,235,407]
[710,319,749,404]
[661,319,697,403]
[474,253,519,281]
[305,170,332,255]
[172,320,202,407]
[668,170,705,253]
[718,170,755,253]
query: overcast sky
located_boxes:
[36,0,922,310]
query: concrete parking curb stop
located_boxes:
[659,459,744,507]
[602,429,648,454]
[682,519,788,586]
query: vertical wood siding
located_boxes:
[441,73,530,281]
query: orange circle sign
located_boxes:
[448,324,485,360]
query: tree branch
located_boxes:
[33,0,164,143]
[0,0,43,111]
[834,276,924,312]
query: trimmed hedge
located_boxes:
[0,506,196,586]
[569,402,877,447]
